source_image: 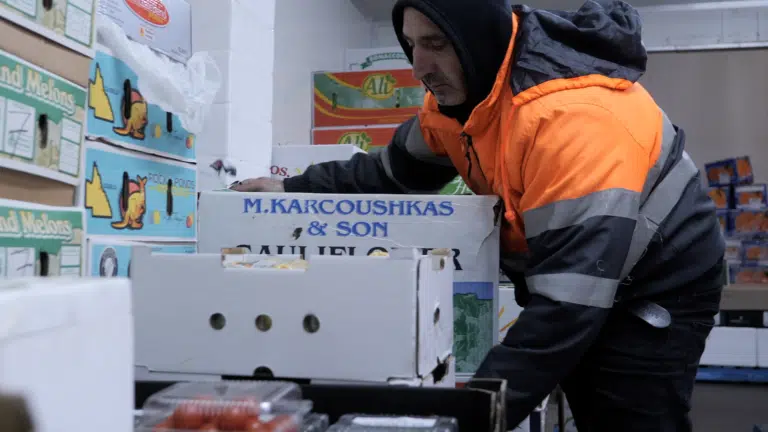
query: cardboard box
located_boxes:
[197,155,264,193]
[197,191,501,375]
[705,156,753,186]
[758,328,768,367]
[87,239,195,277]
[729,209,768,237]
[0,0,96,57]
[0,167,75,206]
[0,18,91,87]
[86,49,196,161]
[0,48,86,185]
[313,69,424,128]
[312,125,397,151]
[97,0,192,63]
[0,277,133,432]
[708,186,732,210]
[83,140,197,241]
[735,184,768,209]
[701,327,758,367]
[345,47,410,71]
[0,198,84,277]
[131,247,455,385]
[270,144,364,179]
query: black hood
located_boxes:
[392,0,513,123]
[392,1,647,122]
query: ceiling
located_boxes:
[351,0,744,22]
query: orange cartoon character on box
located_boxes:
[111,174,148,230]
[113,87,149,140]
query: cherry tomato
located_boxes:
[244,417,269,431]
[218,406,249,431]
[172,402,206,429]
[152,419,174,431]
[200,422,219,431]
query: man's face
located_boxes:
[401,8,467,106]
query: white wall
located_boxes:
[371,21,398,47]
[272,0,374,146]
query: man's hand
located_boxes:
[229,177,285,192]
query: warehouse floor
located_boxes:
[691,383,768,431]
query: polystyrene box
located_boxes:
[0,277,133,432]
[328,414,459,431]
[137,381,310,431]
[131,247,454,385]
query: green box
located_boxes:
[0,199,85,277]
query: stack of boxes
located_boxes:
[0,0,94,277]
[701,156,768,369]
[705,156,768,284]
[82,0,198,277]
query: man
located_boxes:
[234,1,724,430]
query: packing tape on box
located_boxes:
[96,18,221,134]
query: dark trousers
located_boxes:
[560,283,722,431]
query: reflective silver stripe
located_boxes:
[640,111,676,203]
[526,273,618,308]
[523,188,639,239]
[619,151,699,280]
[404,117,453,167]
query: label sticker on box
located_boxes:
[84,141,197,241]
[0,49,86,183]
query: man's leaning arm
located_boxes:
[283,117,458,194]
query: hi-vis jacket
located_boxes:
[285,1,725,425]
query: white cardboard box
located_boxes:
[701,327,758,367]
[757,328,768,367]
[97,0,192,63]
[270,144,365,179]
[345,47,410,71]
[131,247,454,386]
[0,277,133,432]
[197,191,501,376]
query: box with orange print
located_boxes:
[705,156,754,187]
[729,209,768,238]
[82,140,196,241]
[312,69,425,128]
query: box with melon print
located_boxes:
[312,69,425,128]
[0,198,84,277]
[83,140,196,241]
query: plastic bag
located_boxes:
[95,18,221,134]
